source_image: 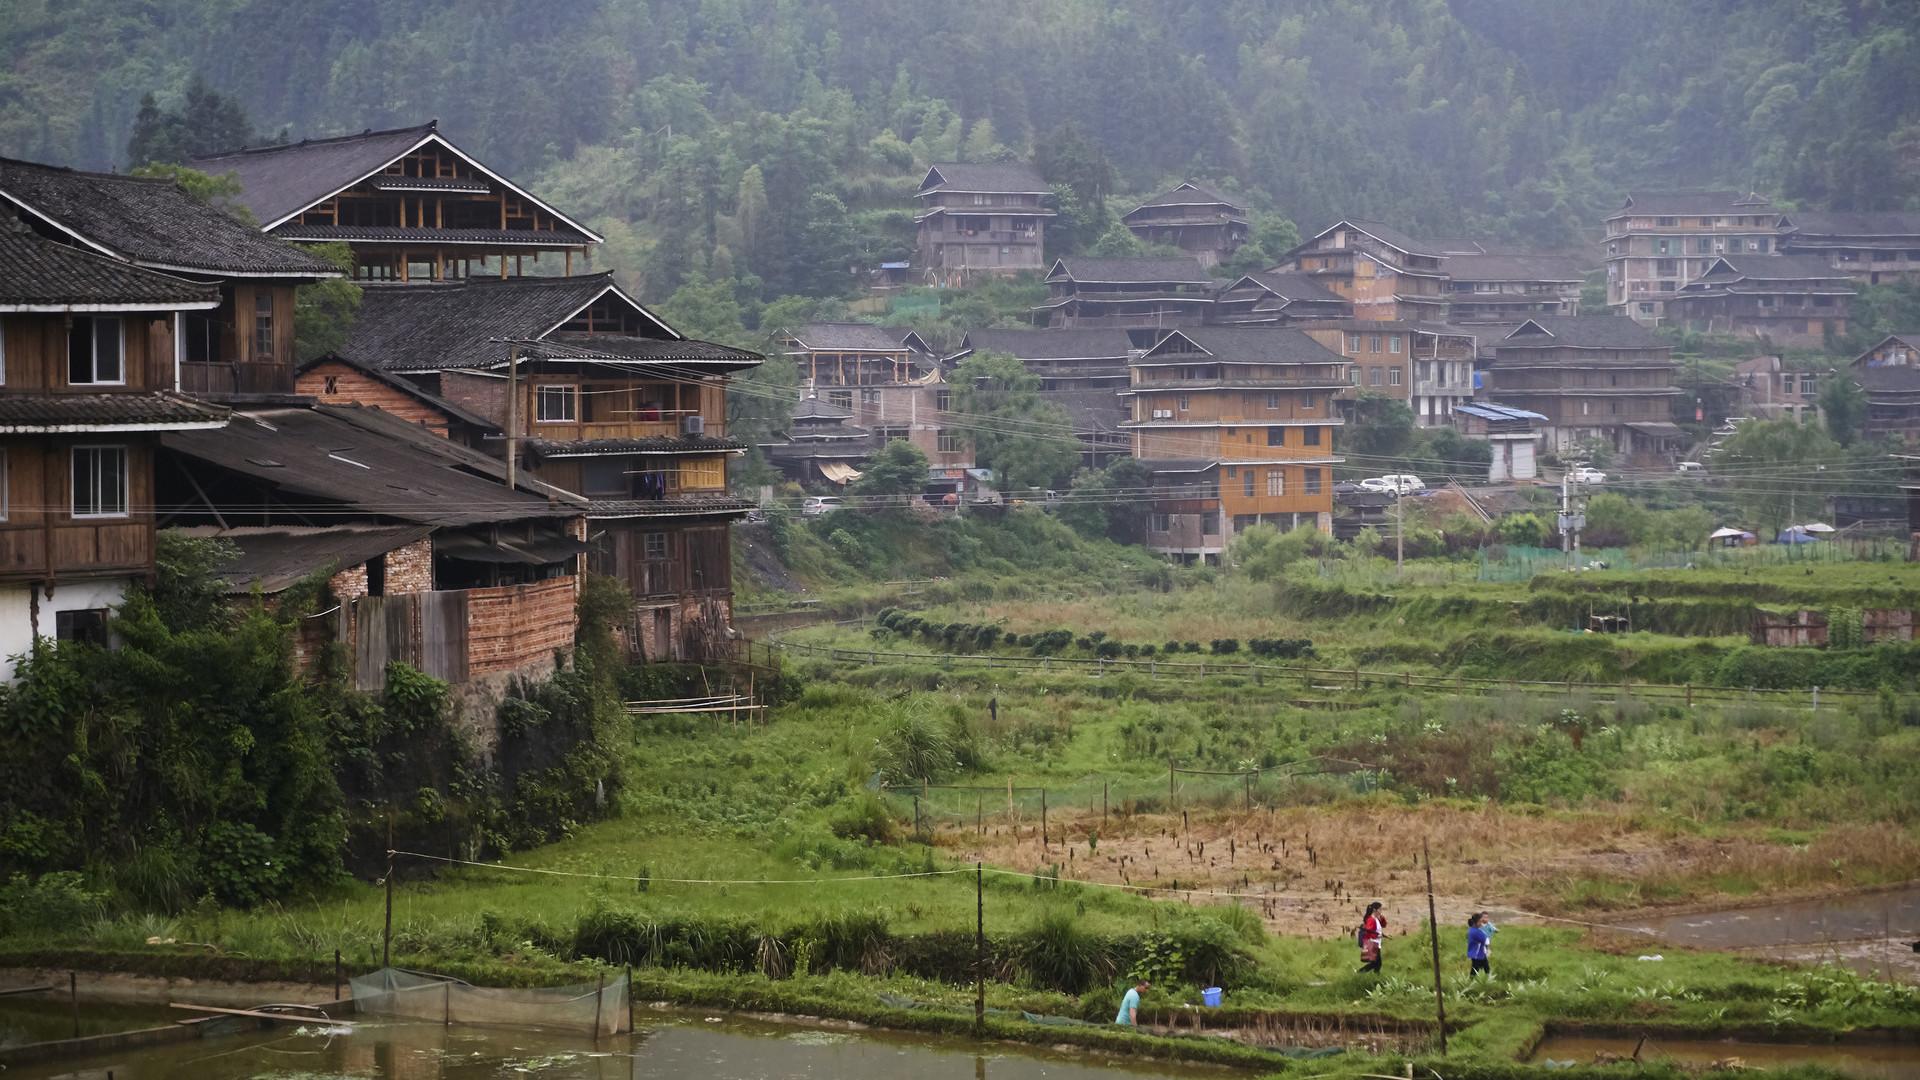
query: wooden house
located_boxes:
[326,273,760,662]
[0,155,342,400]
[1032,256,1213,334]
[1664,254,1854,347]
[1123,328,1348,562]
[1121,181,1249,268]
[1441,250,1588,323]
[1297,321,1478,428]
[776,322,966,478]
[950,328,1133,469]
[1483,316,1683,462]
[1602,191,1777,323]
[913,162,1055,283]
[1777,211,1920,286]
[1273,220,1449,323]
[0,227,230,677]
[1209,272,1350,326]
[192,120,600,283]
[1850,333,1920,444]
[759,396,882,488]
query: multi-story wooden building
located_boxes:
[775,322,967,481]
[1209,272,1351,326]
[1776,211,1920,286]
[1120,181,1249,268]
[1032,256,1213,333]
[1664,254,1855,347]
[759,396,881,488]
[0,228,230,677]
[913,162,1054,283]
[1274,220,1449,323]
[0,156,342,400]
[1602,191,1778,323]
[321,273,761,662]
[193,120,601,283]
[1484,316,1683,462]
[1849,332,1920,444]
[1122,328,1347,562]
[951,328,1133,469]
[1442,251,1587,323]
[1298,321,1479,428]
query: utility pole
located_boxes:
[1423,839,1448,1055]
[1395,483,1405,574]
[505,343,520,491]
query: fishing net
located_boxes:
[349,967,628,1036]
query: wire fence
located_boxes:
[1474,537,1910,582]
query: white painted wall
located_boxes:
[0,578,132,681]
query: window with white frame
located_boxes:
[1266,469,1285,497]
[253,290,275,360]
[644,531,668,559]
[535,385,576,422]
[68,316,124,385]
[71,446,128,518]
[1388,368,1402,386]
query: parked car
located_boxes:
[1676,461,1707,475]
[1570,466,1607,485]
[1358,477,1395,494]
[1333,480,1366,496]
[801,495,845,516]
[1371,474,1426,496]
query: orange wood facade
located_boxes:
[295,359,452,436]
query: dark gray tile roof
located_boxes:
[1125,181,1246,214]
[523,435,746,456]
[920,162,1049,194]
[0,391,229,431]
[1229,272,1345,303]
[0,228,221,308]
[1441,252,1591,282]
[1499,315,1671,350]
[1040,388,1128,433]
[341,274,680,372]
[1613,191,1774,217]
[1855,365,1920,393]
[181,523,434,594]
[163,403,582,526]
[515,334,760,368]
[960,327,1133,360]
[0,156,341,277]
[1695,254,1857,282]
[586,494,757,519]
[1307,219,1439,257]
[271,225,593,246]
[783,321,913,352]
[1780,210,1920,236]
[192,124,434,226]
[1051,256,1210,283]
[792,396,855,420]
[1140,327,1347,365]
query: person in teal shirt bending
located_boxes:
[1115,979,1149,1025]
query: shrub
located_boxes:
[1210,638,1240,655]
[828,793,900,844]
[0,871,109,936]
[1012,908,1114,993]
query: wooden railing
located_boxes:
[179,361,295,397]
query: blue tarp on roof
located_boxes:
[1456,402,1548,422]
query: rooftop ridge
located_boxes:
[194,121,439,162]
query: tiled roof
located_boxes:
[270,225,594,246]
[1855,365,1920,393]
[514,335,761,368]
[1228,272,1345,303]
[783,321,913,352]
[1140,327,1348,366]
[182,524,434,595]
[960,327,1133,361]
[920,162,1049,194]
[1441,252,1591,282]
[792,396,854,420]
[586,494,757,519]
[1780,210,1920,236]
[523,435,746,457]
[0,391,229,432]
[192,123,436,226]
[341,274,676,372]
[1125,181,1246,214]
[1051,256,1210,283]
[1041,388,1128,433]
[1613,191,1774,217]
[0,228,221,309]
[1695,254,1857,282]
[0,157,341,276]
[1499,315,1671,351]
[163,403,582,526]
[297,352,499,432]
[1306,219,1439,258]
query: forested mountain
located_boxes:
[3,0,1915,301]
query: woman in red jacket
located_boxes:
[1358,901,1386,973]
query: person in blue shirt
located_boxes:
[1114,978,1149,1025]
[1467,912,1492,977]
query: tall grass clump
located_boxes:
[1011,908,1113,993]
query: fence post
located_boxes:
[1169,759,1176,808]
[334,949,342,1001]
[1686,682,1694,708]
[1041,789,1048,849]
[1244,772,1253,812]
[977,793,984,836]
[914,795,922,838]
[1103,780,1109,824]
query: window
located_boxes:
[1177,394,1189,411]
[1268,427,1285,446]
[1694,238,1712,253]
[935,389,952,411]
[937,429,961,453]
[828,389,852,409]
[1302,392,1315,409]
[1346,332,1362,353]
[1368,367,1383,386]
[644,531,668,559]
[1303,426,1321,446]
[1369,334,1382,353]
[1388,335,1402,354]
[1638,302,1656,315]
[1150,513,1172,533]
[1656,216,1676,227]
[1654,239,1671,255]
[1303,468,1322,495]
[1800,374,1817,395]
[1233,514,1257,533]
[1348,367,1360,385]
[861,388,880,404]
[182,313,221,364]
[1243,471,1255,497]
[71,446,128,518]
[1656,259,1678,276]
[535,385,576,422]
[323,375,340,395]
[55,609,110,648]
[1266,469,1285,497]
[68,316,123,385]
[1388,369,1402,386]
[1265,392,1280,409]
[253,290,275,359]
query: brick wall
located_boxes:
[467,576,577,675]
[296,360,451,436]
[440,370,509,428]
[384,537,434,593]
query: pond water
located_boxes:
[1,1011,1234,1080]
[1530,1035,1920,1080]
[0,996,182,1049]
[1626,886,1920,952]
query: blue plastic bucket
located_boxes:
[1202,987,1223,1008]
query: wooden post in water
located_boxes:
[334,949,342,1000]
[383,814,395,969]
[592,970,605,1041]
[69,971,78,1038]
[443,979,451,1026]
[1422,839,1448,1054]
[626,965,635,1034]
[974,862,986,1036]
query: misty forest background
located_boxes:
[3,0,1916,319]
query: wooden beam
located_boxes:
[169,1003,335,1024]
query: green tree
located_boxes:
[1818,373,1867,447]
[1217,211,1302,276]
[292,242,362,362]
[1342,394,1416,470]
[125,76,259,167]
[1229,522,1321,582]
[852,439,929,501]
[948,351,1080,491]
[1717,418,1843,533]
[1087,221,1148,257]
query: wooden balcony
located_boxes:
[179,361,295,398]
